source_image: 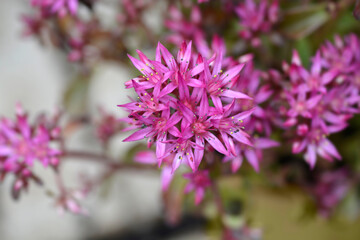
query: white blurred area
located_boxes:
[0,1,166,239]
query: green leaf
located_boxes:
[279,4,330,39]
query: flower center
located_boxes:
[192,121,208,134]
[155,118,167,131]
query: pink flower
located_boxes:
[280,47,360,168]
[223,57,279,172]
[31,0,78,17]
[233,57,276,136]
[0,104,62,198]
[292,120,342,169]
[165,5,203,47]
[236,0,279,47]
[120,42,255,173]
[55,188,88,215]
[21,14,43,37]
[321,34,360,77]
[95,108,124,144]
[183,170,211,205]
[223,137,279,172]
[117,0,150,25]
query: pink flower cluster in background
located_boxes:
[279,34,360,168]
[31,0,78,17]
[236,0,279,47]
[0,105,62,198]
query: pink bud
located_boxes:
[297,124,309,136]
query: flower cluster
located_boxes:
[31,0,79,17]
[279,34,360,168]
[236,0,279,47]
[120,41,255,174]
[0,105,62,199]
[183,170,211,205]
[309,168,350,217]
[95,108,124,145]
[224,57,279,172]
[165,5,205,48]
[117,0,152,25]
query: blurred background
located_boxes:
[1,0,360,240]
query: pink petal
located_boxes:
[231,156,243,173]
[204,132,228,155]
[221,89,252,99]
[230,130,253,146]
[134,151,157,164]
[245,149,259,172]
[306,95,322,109]
[0,146,12,156]
[123,128,152,142]
[172,152,183,173]
[305,144,317,169]
[194,188,205,205]
[321,69,338,85]
[311,51,322,75]
[254,138,279,149]
[220,64,245,84]
[321,139,342,160]
[233,108,256,121]
[159,43,176,70]
[67,0,78,15]
[161,166,174,191]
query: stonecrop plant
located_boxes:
[3,0,360,239]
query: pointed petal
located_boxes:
[198,90,209,118]
[232,108,255,121]
[220,64,245,84]
[230,130,253,146]
[321,139,342,160]
[305,144,317,169]
[231,156,243,173]
[123,128,152,142]
[221,89,252,99]
[172,152,183,173]
[134,151,157,164]
[204,132,228,155]
[245,149,259,172]
[254,138,279,149]
[194,188,205,205]
[161,166,174,191]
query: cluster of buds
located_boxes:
[224,56,279,172]
[117,0,152,25]
[165,4,204,48]
[120,41,255,175]
[279,34,360,168]
[23,0,161,66]
[0,105,62,199]
[95,108,124,144]
[309,168,350,217]
[183,170,212,205]
[236,0,279,47]
[55,187,88,215]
